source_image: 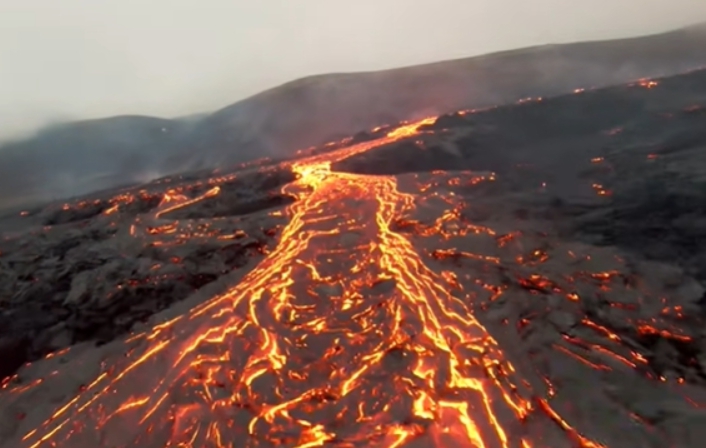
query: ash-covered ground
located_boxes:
[1,69,706,447]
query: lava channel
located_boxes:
[2,117,692,448]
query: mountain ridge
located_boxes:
[3,22,706,210]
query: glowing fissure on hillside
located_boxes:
[4,115,663,447]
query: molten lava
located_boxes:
[2,116,702,447]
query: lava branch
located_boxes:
[13,118,609,448]
[154,185,222,219]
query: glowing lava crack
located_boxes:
[3,117,704,448]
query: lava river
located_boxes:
[2,117,703,448]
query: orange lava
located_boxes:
[7,117,623,447]
[154,186,222,219]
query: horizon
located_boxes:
[1,0,706,142]
[2,22,700,140]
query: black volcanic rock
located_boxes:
[0,336,30,380]
[3,63,706,393]
[334,68,706,291]
[4,65,706,448]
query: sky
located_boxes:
[1,0,705,141]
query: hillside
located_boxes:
[2,66,706,447]
[2,23,706,210]
[0,115,199,210]
[175,22,706,168]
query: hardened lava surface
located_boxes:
[2,69,706,447]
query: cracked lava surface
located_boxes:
[2,117,706,448]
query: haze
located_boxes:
[1,0,705,142]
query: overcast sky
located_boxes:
[1,0,705,140]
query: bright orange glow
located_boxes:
[4,113,699,448]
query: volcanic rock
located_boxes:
[0,336,30,380]
[3,66,706,448]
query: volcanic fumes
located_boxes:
[2,115,704,448]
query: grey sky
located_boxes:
[1,0,705,141]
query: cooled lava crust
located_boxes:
[2,69,706,447]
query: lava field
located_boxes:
[1,68,706,447]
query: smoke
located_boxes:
[0,116,200,211]
[2,22,706,211]
[0,109,77,146]
[164,23,706,170]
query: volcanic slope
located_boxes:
[2,69,706,447]
[3,22,706,211]
[169,22,706,170]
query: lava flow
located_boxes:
[3,117,703,448]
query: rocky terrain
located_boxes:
[1,67,706,447]
[3,23,706,209]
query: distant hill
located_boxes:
[178,23,706,169]
[0,115,199,210]
[2,22,706,210]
